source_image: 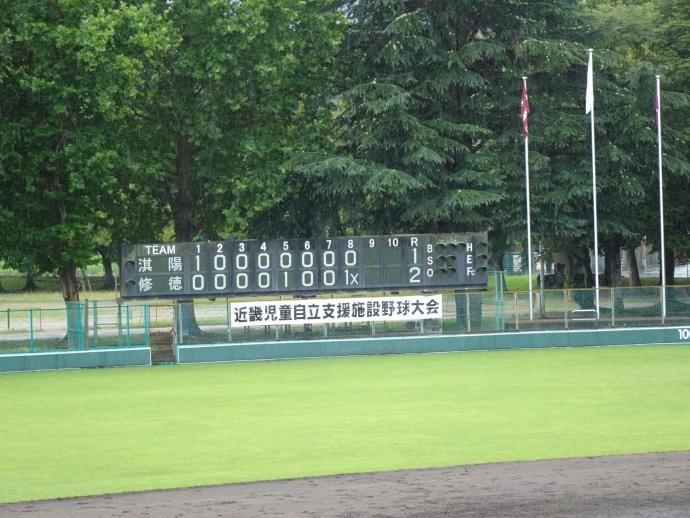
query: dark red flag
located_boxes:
[521,78,530,138]
[654,85,661,129]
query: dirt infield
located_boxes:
[2,451,689,517]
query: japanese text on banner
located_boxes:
[230,295,442,328]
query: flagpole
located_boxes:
[656,75,666,322]
[539,241,545,317]
[523,77,534,321]
[587,49,601,320]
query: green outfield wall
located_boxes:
[176,326,690,364]
[3,326,689,372]
[0,347,151,373]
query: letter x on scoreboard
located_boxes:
[120,232,488,299]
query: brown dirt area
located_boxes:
[2,451,689,517]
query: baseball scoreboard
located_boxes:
[120,232,488,299]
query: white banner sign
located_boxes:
[230,295,442,328]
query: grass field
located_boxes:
[1,344,690,504]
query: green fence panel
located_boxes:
[0,303,151,356]
[65,301,84,349]
[2,285,690,363]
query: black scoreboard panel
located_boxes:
[120,232,488,299]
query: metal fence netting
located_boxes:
[174,286,690,346]
[2,285,690,356]
[0,302,150,354]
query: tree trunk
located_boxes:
[23,270,38,291]
[626,248,641,287]
[491,251,507,292]
[564,253,575,288]
[99,249,116,290]
[604,244,622,287]
[173,133,202,336]
[603,245,612,287]
[662,248,675,286]
[488,230,508,292]
[581,251,593,288]
[491,251,504,273]
[173,133,196,242]
[58,262,80,302]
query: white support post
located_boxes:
[656,75,667,323]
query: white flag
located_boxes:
[585,51,594,114]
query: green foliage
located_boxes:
[113,0,345,241]
[588,1,657,61]
[0,0,345,298]
[1,0,689,291]
[293,1,538,235]
[655,0,690,88]
[585,0,690,265]
[0,1,172,299]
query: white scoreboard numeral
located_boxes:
[214,274,227,290]
[302,251,314,268]
[236,253,248,270]
[214,254,226,270]
[345,250,357,266]
[409,267,421,283]
[323,270,335,286]
[302,271,314,287]
[192,274,204,291]
[280,252,292,268]
[236,272,248,289]
[258,272,270,288]
[257,253,270,269]
[323,250,335,267]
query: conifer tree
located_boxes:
[293,1,518,235]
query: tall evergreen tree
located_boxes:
[479,2,591,274]
[293,1,519,236]
[291,0,601,262]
